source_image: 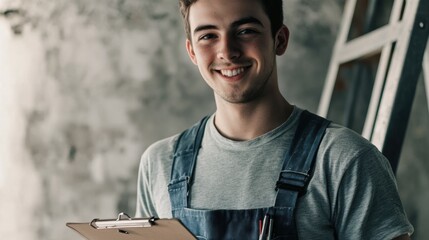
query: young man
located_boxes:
[136,0,414,239]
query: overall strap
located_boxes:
[274,110,331,207]
[168,116,210,210]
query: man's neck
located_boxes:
[213,93,293,141]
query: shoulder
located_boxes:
[318,122,389,174]
[311,122,397,211]
[140,134,180,170]
[138,133,182,185]
[144,135,179,158]
[299,122,413,237]
[321,123,377,157]
[304,121,385,200]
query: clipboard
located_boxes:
[66,212,197,240]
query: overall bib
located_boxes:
[168,111,330,240]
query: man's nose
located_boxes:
[216,36,241,61]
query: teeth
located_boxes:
[220,67,245,77]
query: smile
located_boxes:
[218,67,248,78]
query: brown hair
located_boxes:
[179,0,284,40]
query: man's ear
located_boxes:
[186,39,198,65]
[275,25,289,55]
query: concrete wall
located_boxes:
[0,0,427,239]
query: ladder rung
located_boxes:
[335,23,403,63]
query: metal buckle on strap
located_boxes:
[275,170,309,193]
[275,181,306,193]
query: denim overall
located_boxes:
[168,111,330,240]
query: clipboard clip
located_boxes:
[116,212,132,221]
[90,212,157,229]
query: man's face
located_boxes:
[186,0,288,104]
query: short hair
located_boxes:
[179,0,283,40]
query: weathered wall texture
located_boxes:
[0,0,427,239]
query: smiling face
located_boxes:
[186,0,289,104]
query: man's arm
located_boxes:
[135,149,157,218]
[135,136,177,218]
[333,145,414,238]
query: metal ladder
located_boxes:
[318,0,429,173]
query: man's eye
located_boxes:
[238,29,257,35]
[199,34,216,41]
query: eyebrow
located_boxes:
[231,17,264,29]
[192,16,264,36]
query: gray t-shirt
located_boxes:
[135,107,413,239]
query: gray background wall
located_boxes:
[0,0,427,239]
